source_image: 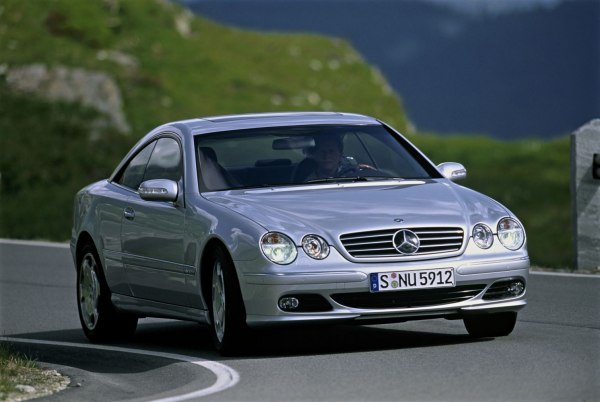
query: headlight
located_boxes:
[497,218,525,250]
[472,223,493,249]
[260,232,297,264]
[302,235,330,260]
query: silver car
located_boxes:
[71,112,529,354]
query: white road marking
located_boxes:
[0,337,239,401]
[530,270,600,279]
[0,238,70,249]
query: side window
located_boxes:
[143,138,182,182]
[116,141,156,190]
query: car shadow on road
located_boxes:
[230,322,489,359]
[4,318,490,362]
[121,318,490,359]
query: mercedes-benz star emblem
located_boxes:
[393,229,420,255]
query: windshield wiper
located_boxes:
[305,176,370,184]
[305,176,410,185]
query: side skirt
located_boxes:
[112,294,211,324]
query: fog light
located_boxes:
[507,280,525,296]
[483,279,526,300]
[278,297,299,311]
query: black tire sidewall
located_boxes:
[76,242,137,342]
[464,312,517,338]
[210,247,247,354]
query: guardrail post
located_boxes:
[570,119,600,272]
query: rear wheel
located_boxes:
[77,243,137,342]
[464,312,517,338]
[209,247,247,355]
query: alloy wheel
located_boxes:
[212,261,226,343]
[79,252,101,330]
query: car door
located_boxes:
[119,136,192,306]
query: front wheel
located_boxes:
[77,243,137,342]
[210,247,247,355]
[463,312,517,338]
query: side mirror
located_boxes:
[437,162,467,181]
[138,179,178,202]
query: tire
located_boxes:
[463,312,517,338]
[77,242,137,342]
[209,247,247,355]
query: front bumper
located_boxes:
[240,255,530,327]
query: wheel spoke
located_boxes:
[212,261,226,343]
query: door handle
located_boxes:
[124,207,135,220]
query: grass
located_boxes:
[0,344,68,400]
[0,0,572,268]
[0,0,408,241]
[0,0,409,135]
[0,344,38,398]
[412,133,571,268]
[0,85,132,240]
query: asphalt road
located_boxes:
[1,240,598,401]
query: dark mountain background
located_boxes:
[178,0,599,139]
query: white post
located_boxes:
[570,119,600,271]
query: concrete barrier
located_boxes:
[570,119,600,271]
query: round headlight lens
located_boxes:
[260,232,297,265]
[497,218,525,250]
[472,223,493,249]
[302,235,330,260]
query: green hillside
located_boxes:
[0,0,571,268]
[413,134,570,269]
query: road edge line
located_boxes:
[530,270,600,279]
[0,337,239,401]
[0,239,70,249]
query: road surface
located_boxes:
[0,240,598,401]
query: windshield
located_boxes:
[195,124,441,191]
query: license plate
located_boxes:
[370,268,455,292]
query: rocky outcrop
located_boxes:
[6,64,130,134]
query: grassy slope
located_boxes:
[0,0,570,267]
[0,0,407,133]
[0,0,407,237]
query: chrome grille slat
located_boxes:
[414,230,463,234]
[340,227,464,258]
[350,246,397,253]
[416,236,463,241]
[418,242,463,249]
[343,240,393,246]
[342,233,393,241]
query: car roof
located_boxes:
[171,112,381,135]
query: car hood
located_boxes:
[203,180,510,241]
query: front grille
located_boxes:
[339,227,464,258]
[331,284,486,309]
